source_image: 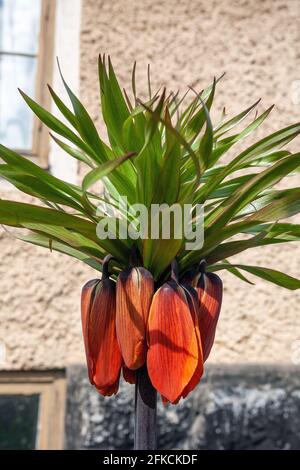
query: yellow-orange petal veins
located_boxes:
[116,267,154,370]
[147,281,198,403]
[81,278,100,385]
[197,273,223,362]
[88,278,122,391]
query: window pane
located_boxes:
[0,394,40,450]
[0,0,41,55]
[0,54,37,150]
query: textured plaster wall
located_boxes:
[1,0,300,370]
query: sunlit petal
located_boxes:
[116,267,154,369]
[147,281,198,403]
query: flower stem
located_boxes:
[134,366,157,450]
[102,254,113,279]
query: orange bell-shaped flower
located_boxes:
[116,266,154,370]
[147,262,199,403]
[180,285,204,399]
[182,261,223,362]
[81,278,99,385]
[160,284,204,405]
[195,271,223,362]
[81,256,122,396]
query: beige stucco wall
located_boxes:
[1,0,300,371]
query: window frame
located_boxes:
[32,0,56,168]
[0,0,56,168]
[0,370,66,450]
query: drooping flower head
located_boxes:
[81,255,122,396]
[2,57,298,403]
[81,256,223,402]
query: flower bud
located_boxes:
[81,261,122,396]
[116,267,154,370]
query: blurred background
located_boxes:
[0,0,300,450]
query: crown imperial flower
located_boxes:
[1,56,300,408]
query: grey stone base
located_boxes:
[65,364,300,450]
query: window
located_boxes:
[0,0,55,167]
[0,371,66,450]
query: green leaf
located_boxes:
[210,260,254,285]
[107,56,130,123]
[0,143,83,203]
[57,60,109,160]
[214,98,261,137]
[206,235,286,265]
[205,153,300,232]
[131,60,137,103]
[209,105,274,168]
[18,88,101,163]
[48,85,79,130]
[208,174,256,200]
[146,90,166,143]
[18,231,103,271]
[98,55,129,151]
[152,107,181,205]
[211,189,300,247]
[0,200,130,262]
[234,187,300,219]
[243,223,300,239]
[198,122,300,203]
[198,97,214,169]
[0,199,96,236]
[210,264,300,290]
[0,165,82,210]
[50,134,95,167]
[232,121,300,169]
[82,151,136,191]
[140,97,202,180]
[185,79,215,140]
[181,188,300,271]
[23,222,105,259]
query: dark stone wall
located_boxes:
[65,365,300,450]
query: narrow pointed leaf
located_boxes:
[82,152,136,191]
[210,264,300,290]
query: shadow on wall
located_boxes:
[65,364,300,450]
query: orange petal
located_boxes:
[147,281,198,403]
[161,394,182,406]
[81,279,100,384]
[181,286,204,399]
[88,278,122,391]
[116,267,154,369]
[122,364,136,384]
[96,377,120,397]
[161,395,168,406]
[196,273,223,362]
